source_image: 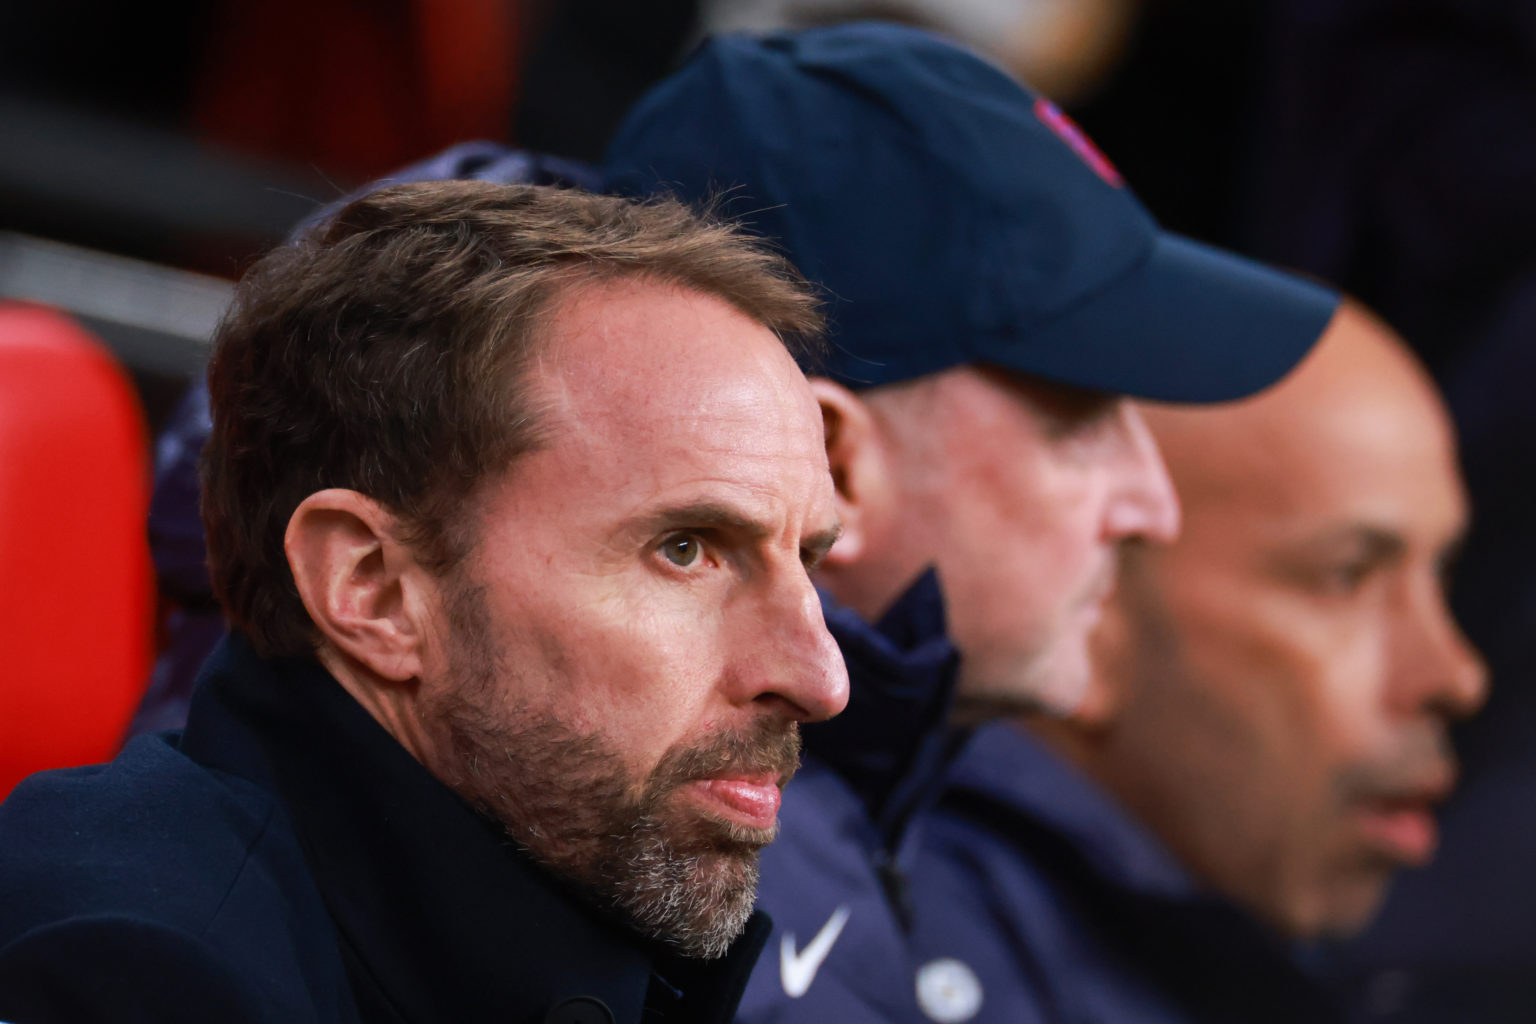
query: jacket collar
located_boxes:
[804,571,966,841]
[942,725,1340,1020]
[809,571,1194,900]
[180,633,768,1024]
[945,721,1198,900]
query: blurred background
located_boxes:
[9,0,1533,428]
[1,1,1534,1019]
[0,0,1497,414]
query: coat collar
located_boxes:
[180,633,767,1024]
[945,722,1197,899]
[804,571,966,842]
[941,724,1340,1021]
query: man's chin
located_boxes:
[952,648,1093,723]
[656,794,780,857]
[610,832,764,959]
[1018,634,1096,719]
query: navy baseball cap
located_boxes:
[604,23,1339,401]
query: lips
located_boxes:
[1350,768,1454,867]
[683,774,784,830]
[1077,561,1120,624]
[648,720,800,834]
[1353,798,1440,866]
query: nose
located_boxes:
[1101,402,1182,546]
[733,567,850,722]
[1393,582,1488,722]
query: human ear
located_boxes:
[809,377,892,569]
[284,489,429,685]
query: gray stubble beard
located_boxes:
[425,577,795,958]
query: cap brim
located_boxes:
[1003,233,1340,403]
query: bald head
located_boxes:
[1146,301,1460,543]
[1037,301,1487,939]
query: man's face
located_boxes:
[856,367,1180,718]
[415,277,848,957]
[1086,307,1487,937]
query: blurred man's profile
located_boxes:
[1074,300,1486,935]
[915,301,1485,1022]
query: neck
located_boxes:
[315,644,437,767]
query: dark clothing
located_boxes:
[735,574,965,1023]
[751,578,1339,1024]
[910,724,1342,1024]
[132,383,222,737]
[0,633,767,1024]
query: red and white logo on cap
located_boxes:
[1034,97,1124,188]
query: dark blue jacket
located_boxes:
[0,633,767,1024]
[909,723,1342,1024]
[755,580,1339,1024]
[735,574,965,1022]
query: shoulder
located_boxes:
[0,736,350,1023]
[744,758,922,1022]
[0,914,266,1024]
[0,733,278,931]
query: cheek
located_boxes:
[1160,579,1334,773]
[1306,633,1393,770]
[933,474,1103,621]
[1168,578,1392,808]
[484,577,732,764]
[1228,593,1389,762]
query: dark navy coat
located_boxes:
[747,579,1341,1024]
[0,634,767,1024]
[909,723,1343,1024]
[737,575,967,1023]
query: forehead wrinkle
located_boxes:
[513,280,831,544]
[536,289,814,453]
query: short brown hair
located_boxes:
[203,180,824,659]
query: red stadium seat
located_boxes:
[0,303,153,800]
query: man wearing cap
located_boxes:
[604,22,1339,1024]
[907,301,1485,1023]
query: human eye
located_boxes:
[1278,528,1403,600]
[800,530,842,571]
[1314,558,1376,596]
[658,532,707,569]
[1434,541,1465,595]
[1297,546,1395,599]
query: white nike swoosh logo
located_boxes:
[780,905,851,998]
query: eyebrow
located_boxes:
[1333,524,1408,564]
[802,521,844,567]
[629,501,842,562]
[1310,518,1472,568]
[1268,523,1406,581]
[635,500,771,540]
